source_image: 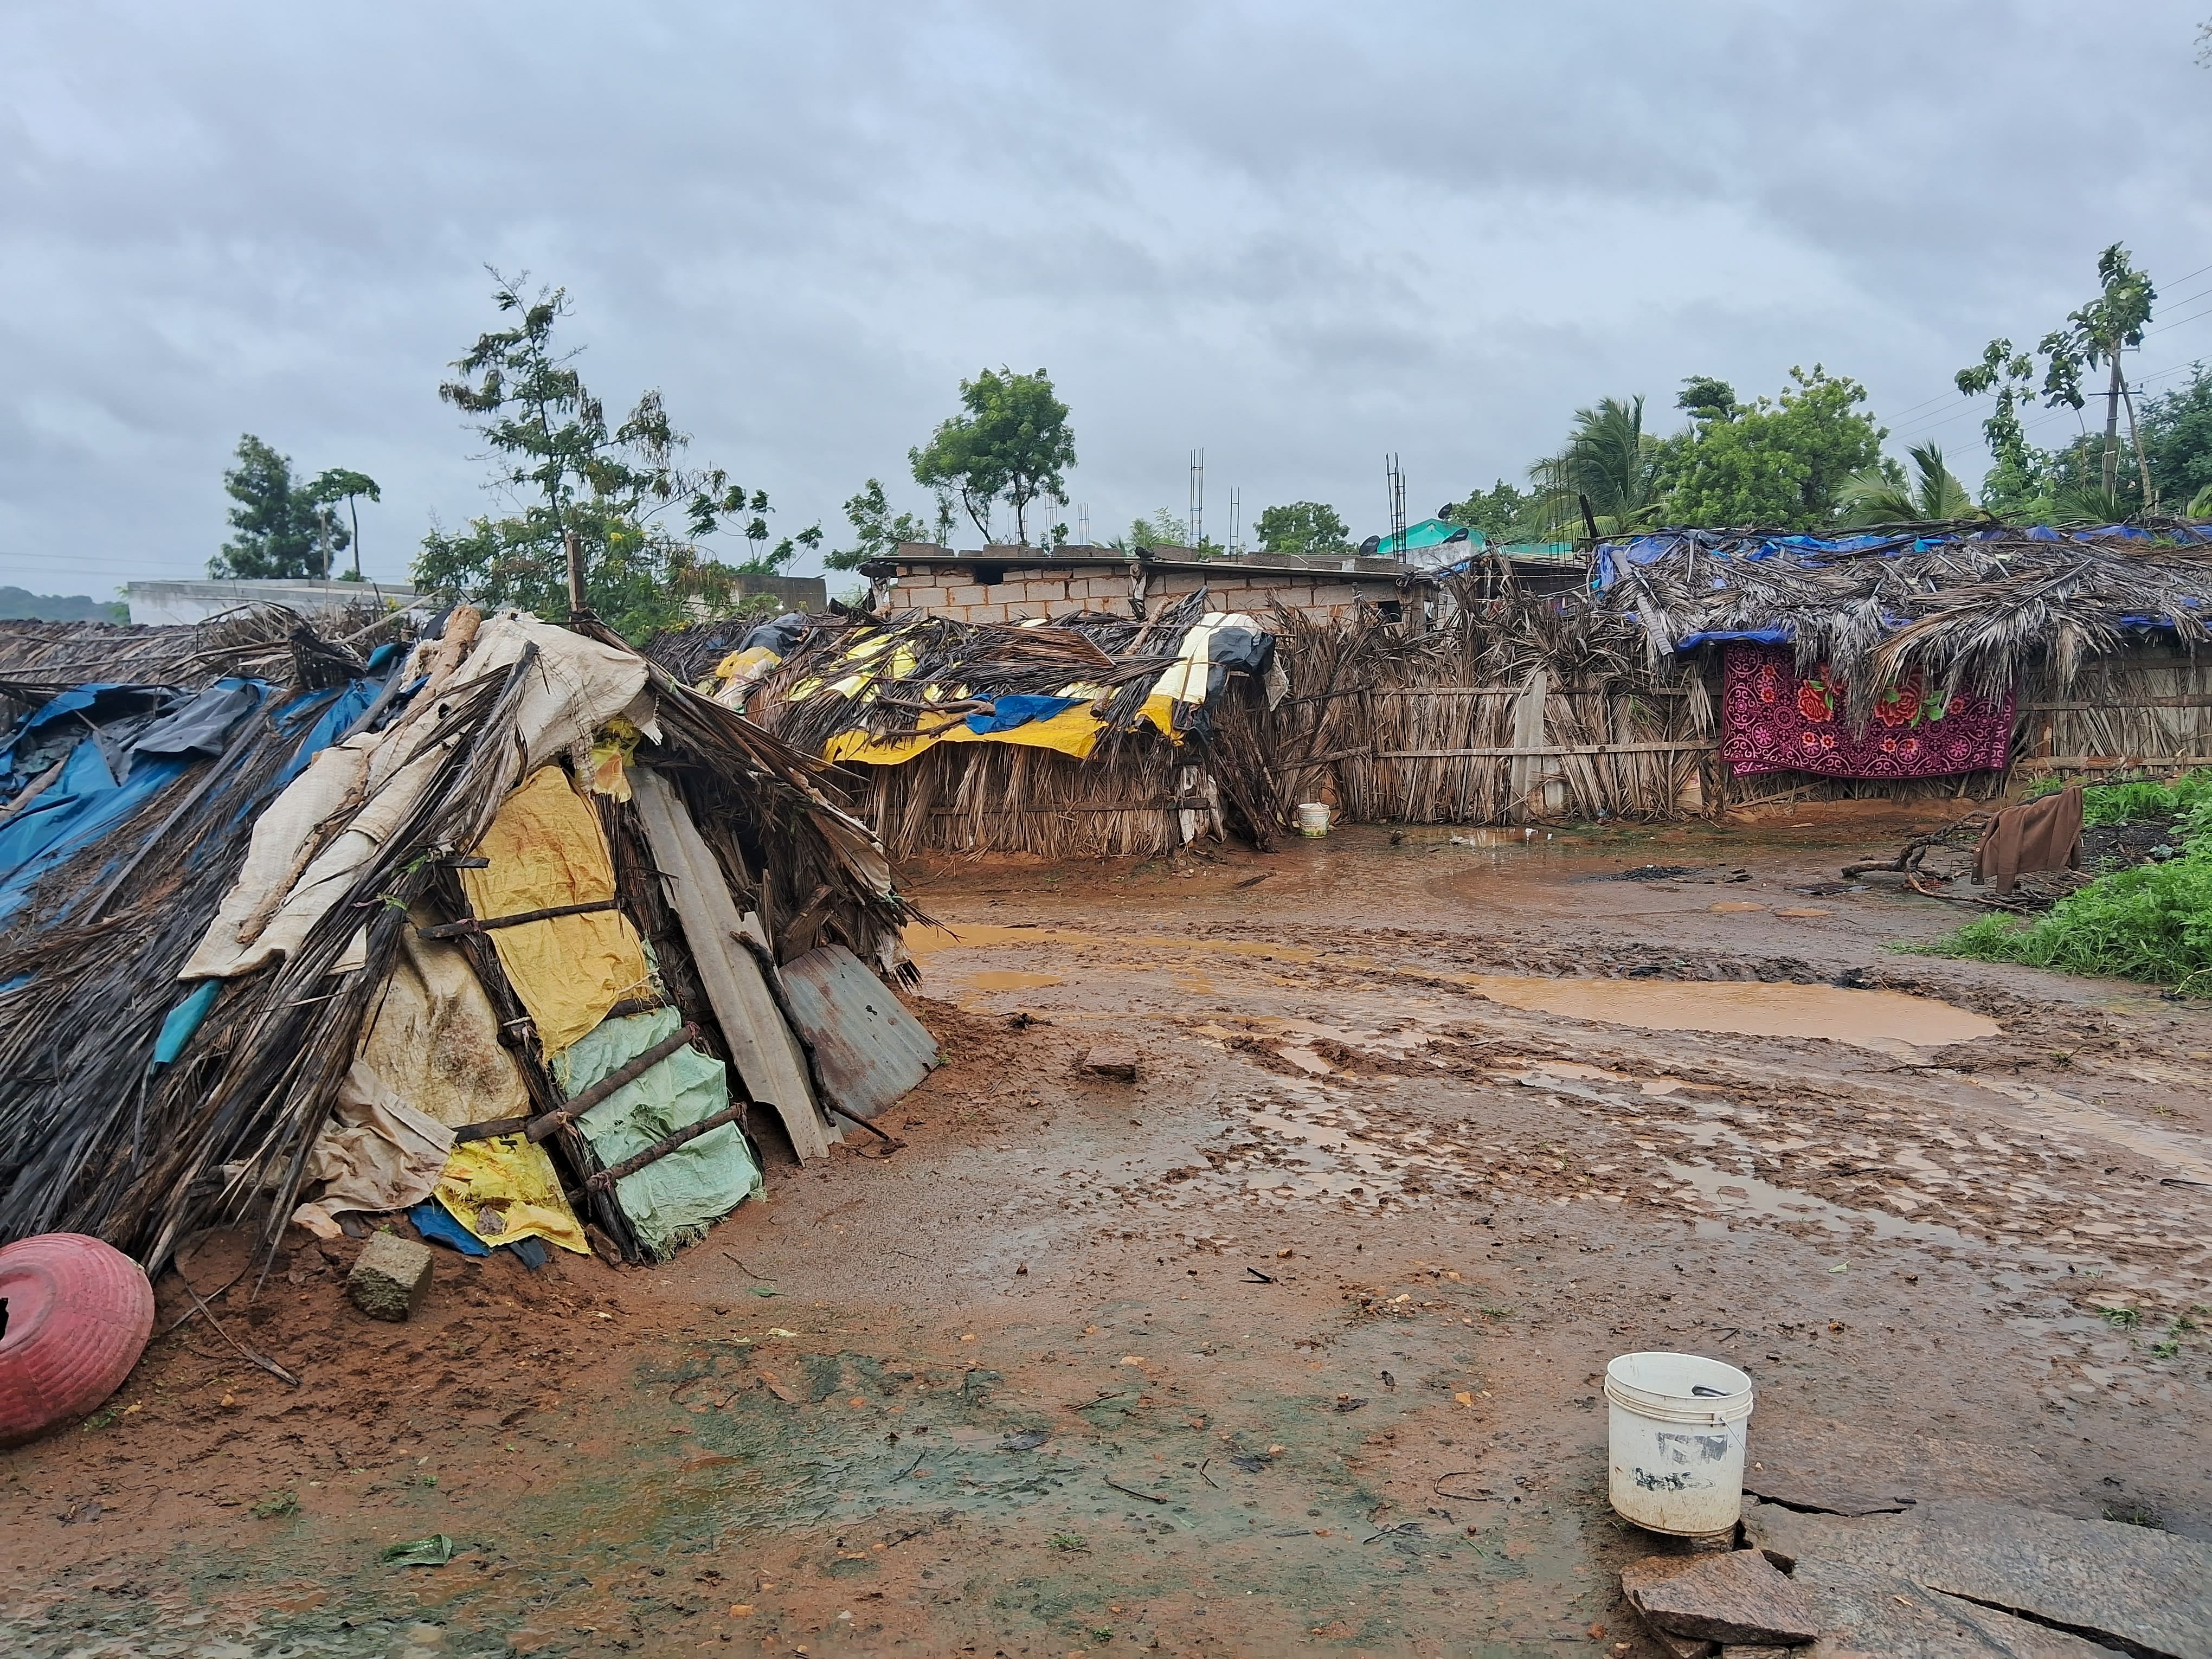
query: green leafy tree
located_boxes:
[909,368,1076,545]
[415,275,776,640]
[826,479,930,570]
[306,467,381,581]
[1959,245,2158,509]
[1661,365,1886,530]
[1676,376,1739,423]
[1840,442,1978,525]
[1251,501,1350,558]
[1439,480,1528,541]
[2142,365,2212,517]
[211,434,333,578]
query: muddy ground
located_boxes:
[4,811,2210,1657]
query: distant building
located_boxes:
[126,578,420,627]
[863,544,1426,625]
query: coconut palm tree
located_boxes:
[1531,395,1666,535]
[1839,442,1978,525]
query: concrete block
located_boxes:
[1079,1043,1139,1081]
[348,1231,433,1322]
[947,584,988,607]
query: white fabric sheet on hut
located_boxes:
[182,613,657,980]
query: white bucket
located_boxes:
[1605,1351,1754,1536]
[1294,802,1332,837]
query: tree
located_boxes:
[1661,365,1886,530]
[415,274,777,640]
[908,368,1075,545]
[210,434,334,578]
[1676,376,1739,423]
[2142,365,2212,516]
[1839,442,1978,525]
[1252,501,1350,558]
[1439,480,1529,542]
[1538,394,1668,533]
[827,479,931,570]
[1109,507,1194,552]
[306,468,381,581]
[1958,245,2157,508]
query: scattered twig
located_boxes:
[1242,1266,1276,1283]
[177,1274,301,1387]
[1197,1458,1220,1490]
[1362,1521,1423,1545]
[719,1250,773,1279]
[1104,1477,1168,1505]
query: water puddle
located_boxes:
[959,970,1066,993]
[1664,1160,1974,1247]
[904,923,1997,1052]
[1964,1074,2212,1185]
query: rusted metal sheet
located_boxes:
[779,944,937,1121]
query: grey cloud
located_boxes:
[3,0,2210,595]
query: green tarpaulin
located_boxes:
[555,1007,764,1258]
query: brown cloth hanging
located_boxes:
[1973,785,2084,896]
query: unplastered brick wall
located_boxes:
[878,562,1403,625]
[881,564,1134,624]
[1147,570,1397,623]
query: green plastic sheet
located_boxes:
[554,1007,763,1259]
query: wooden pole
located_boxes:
[565,529,587,619]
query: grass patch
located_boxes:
[2025,768,2212,824]
[1913,792,2212,991]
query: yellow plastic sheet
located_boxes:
[825,701,1108,766]
[433,1133,590,1254]
[459,767,652,1055]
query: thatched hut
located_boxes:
[661,594,1289,859]
[1592,520,2212,806]
[0,605,918,1274]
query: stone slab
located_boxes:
[1742,1464,1915,1516]
[348,1231,432,1322]
[1744,1498,2212,1659]
[1789,1558,2117,1657]
[1623,1549,1817,1645]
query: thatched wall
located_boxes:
[844,737,1219,859]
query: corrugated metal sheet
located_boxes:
[779,944,937,1122]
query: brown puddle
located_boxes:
[956,969,1067,993]
[905,922,1999,1051]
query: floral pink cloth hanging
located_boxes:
[1720,644,2015,779]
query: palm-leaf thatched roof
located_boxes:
[1592,520,2212,713]
[655,592,1239,759]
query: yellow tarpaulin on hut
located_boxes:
[433,1133,591,1255]
[824,701,1109,766]
[459,766,653,1054]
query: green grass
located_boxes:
[1913,791,2212,991]
[2024,767,2212,825]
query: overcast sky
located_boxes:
[4,2,2211,598]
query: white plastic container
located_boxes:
[1294,802,1332,837]
[1605,1351,1754,1535]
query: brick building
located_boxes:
[860,544,1425,626]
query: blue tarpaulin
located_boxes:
[966,694,1082,734]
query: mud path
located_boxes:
[4,822,2210,1657]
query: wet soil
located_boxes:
[5,815,2211,1657]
